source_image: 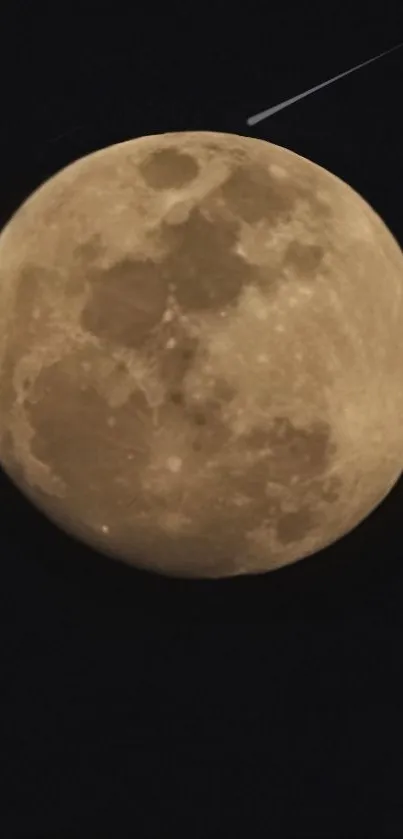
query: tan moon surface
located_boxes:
[1,131,403,578]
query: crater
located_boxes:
[187,399,230,457]
[139,148,200,189]
[80,257,167,348]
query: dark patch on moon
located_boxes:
[79,155,336,350]
[14,265,42,319]
[139,148,200,189]
[142,394,338,561]
[75,234,104,266]
[161,372,237,456]
[192,410,208,426]
[276,507,317,544]
[150,408,337,562]
[186,391,234,457]
[2,132,402,579]
[321,477,341,503]
[160,207,260,311]
[219,162,295,225]
[216,415,339,547]
[143,455,280,578]
[235,416,336,494]
[309,474,342,504]
[263,416,337,483]
[216,160,333,230]
[284,241,325,275]
[196,458,278,563]
[81,258,167,349]
[184,375,236,442]
[80,205,265,348]
[28,355,153,517]
[156,332,200,394]
[159,375,235,460]
[210,378,237,403]
[169,390,184,405]
[0,349,19,416]
[22,376,33,393]
[233,416,337,546]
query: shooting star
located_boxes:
[247,42,403,126]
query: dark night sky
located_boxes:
[1,4,403,837]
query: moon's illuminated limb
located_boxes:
[0,131,403,578]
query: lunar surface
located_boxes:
[1,131,403,578]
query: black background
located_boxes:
[1,4,403,837]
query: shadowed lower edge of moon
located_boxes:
[3,433,402,579]
[1,334,346,578]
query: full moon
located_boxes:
[1,131,403,578]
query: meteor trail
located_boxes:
[247,42,403,126]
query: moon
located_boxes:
[1,131,403,578]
